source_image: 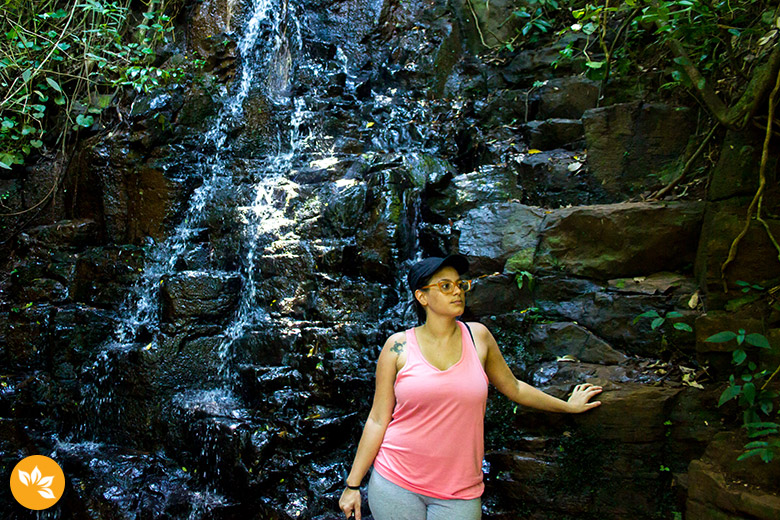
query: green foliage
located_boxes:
[559,1,778,93]
[633,309,693,332]
[706,329,780,463]
[0,0,197,169]
[514,270,534,292]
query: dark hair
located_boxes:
[407,254,469,324]
[412,273,433,324]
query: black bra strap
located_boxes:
[463,321,476,347]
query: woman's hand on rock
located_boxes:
[567,383,603,413]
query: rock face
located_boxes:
[686,432,780,519]
[1,0,776,518]
[535,201,705,279]
[583,102,695,196]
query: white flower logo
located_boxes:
[18,466,56,499]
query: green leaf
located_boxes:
[672,56,691,67]
[705,331,737,343]
[75,114,94,128]
[30,140,42,148]
[732,349,747,365]
[666,311,683,318]
[744,421,780,430]
[22,68,32,83]
[45,77,62,93]
[748,429,779,438]
[745,333,771,349]
[634,310,660,324]
[736,448,765,461]
[742,382,756,406]
[651,317,665,330]
[673,322,693,332]
[696,78,706,90]
[718,384,741,407]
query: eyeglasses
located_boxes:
[419,279,472,294]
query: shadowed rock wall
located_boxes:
[1,0,779,519]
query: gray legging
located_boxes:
[367,471,482,520]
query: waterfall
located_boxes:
[116,0,309,348]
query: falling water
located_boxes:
[115,0,297,344]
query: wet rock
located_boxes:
[537,77,599,120]
[238,366,303,406]
[529,322,628,364]
[21,219,101,249]
[232,326,296,366]
[432,19,462,96]
[535,201,705,279]
[70,246,145,309]
[686,431,780,519]
[66,132,186,243]
[161,271,241,323]
[428,165,522,220]
[524,118,584,150]
[13,278,68,304]
[153,334,229,389]
[514,148,608,207]
[405,153,454,188]
[583,102,695,196]
[4,305,53,368]
[187,0,244,60]
[455,202,546,273]
[175,83,220,128]
[52,304,116,367]
[54,441,245,520]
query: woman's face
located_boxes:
[415,266,466,318]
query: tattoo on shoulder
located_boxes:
[390,340,405,355]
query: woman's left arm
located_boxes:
[474,322,602,413]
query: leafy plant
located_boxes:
[633,309,693,332]
[707,329,780,463]
[0,0,193,171]
[514,270,534,291]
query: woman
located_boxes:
[339,254,603,520]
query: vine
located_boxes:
[720,65,780,289]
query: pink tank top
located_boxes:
[373,321,489,499]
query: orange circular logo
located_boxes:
[10,455,65,510]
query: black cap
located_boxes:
[407,254,469,292]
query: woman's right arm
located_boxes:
[338,334,402,520]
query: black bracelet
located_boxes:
[346,483,361,490]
